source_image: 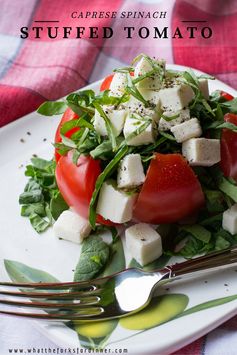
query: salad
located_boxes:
[19,53,237,272]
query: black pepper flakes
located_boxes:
[20,138,25,143]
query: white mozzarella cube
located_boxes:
[134,57,165,90]
[96,181,137,223]
[123,112,155,146]
[109,72,127,97]
[158,108,190,131]
[222,204,237,235]
[158,83,194,111]
[182,138,221,166]
[125,223,163,266]
[53,210,91,244]
[93,106,127,137]
[117,154,145,189]
[171,117,202,143]
[124,95,146,114]
[198,79,209,99]
[123,96,159,122]
[138,87,161,109]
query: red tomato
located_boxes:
[54,108,79,162]
[56,151,101,218]
[100,74,114,91]
[133,153,205,224]
[220,113,237,180]
[220,91,234,101]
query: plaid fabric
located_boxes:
[0,0,237,353]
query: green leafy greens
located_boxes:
[19,157,68,233]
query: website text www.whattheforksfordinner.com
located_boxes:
[7,347,128,354]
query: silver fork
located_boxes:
[1,246,237,321]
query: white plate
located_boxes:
[1,65,237,355]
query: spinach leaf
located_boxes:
[31,157,53,170]
[180,224,211,243]
[50,192,69,220]
[220,98,237,113]
[90,140,114,160]
[218,177,237,202]
[29,213,51,233]
[73,235,110,282]
[19,189,44,204]
[21,203,45,217]
[60,116,94,133]
[19,157,63,233]
[37,101,67,116]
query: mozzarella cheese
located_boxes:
[96,181,137,223]
[109,72,127,97]
[123,96,159,123]
[93,106,127,137]
[158,83,194,111]
[125,223,163,266]
[123,112,156,146]
[158,108,190,131]
[198,79,209,99]
[182,138,221,166]
[138,87,161,109]
[117,154,145,188]
[170,117,202,143]
[222,204,237,235]
[134,57,164,90]
[53,209,91,244]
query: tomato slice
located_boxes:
[220,113,237,180]
[56,151,101,218]
[100,74,114,91]
[54,108,79,162]
[133,153,205,224]
[220,91,234,101]
[55,151,117,225]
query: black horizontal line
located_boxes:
[182,20,207,23]
[34,20,59,23]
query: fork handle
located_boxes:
[162,246,237,279]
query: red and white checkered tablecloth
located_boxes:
[0,0,237,353]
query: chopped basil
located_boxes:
[161,112,180,122]
[89,145,129,229]
[125,119,151,144]
[93,102,117,151]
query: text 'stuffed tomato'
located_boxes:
[220,113,237,181]
[54,108,79,162]
[100,74,114,91]
[133,153,205,224]
[56,151,101,219]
